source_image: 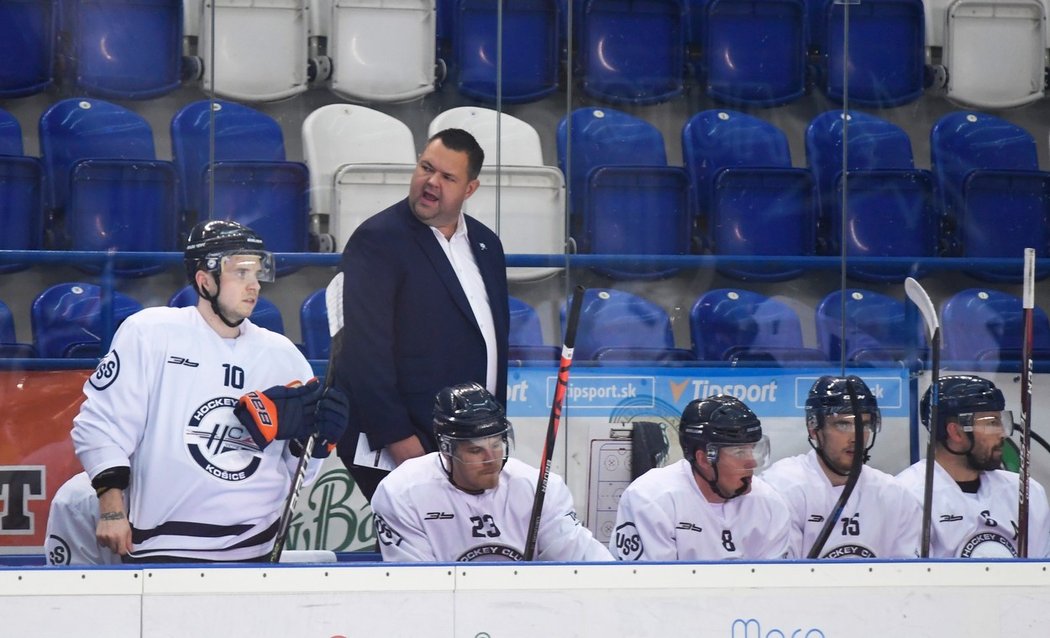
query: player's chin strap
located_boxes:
[809,429,870,478]
[195,280,244,328]
[691,457,749,501]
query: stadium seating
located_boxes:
[576,0,686,105]
[58,0,182,100]
[509,297,559,362]
[558,107,689,279]
[168,285,285,335]
[451,0,560,103]
[300,287,331,360]
[38,98,178,276]
[941,288,1050,367]
[690,288,825,365]
[0,109,43,272]
[815,288,927,366]
[682,109,816,281]
[31,283,143,358]
[564,288,693,363]
[805,110,936,282]
[0,0,55,98]
[930,111,1050,282]
[171,100,309,260]
[0,298,35,357]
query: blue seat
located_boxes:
[509,297,559,362]
[453,0,560,103]
[930,111,1050,282]
[563,289,689,362]
[682,109,816,281]
[300,287,330,360]
[693,0,806,106]
[0,109,43,273]
[814,0,925,107]
[0,298,35,357]
[576,0,686,105]
[690,288,825,364]
[31,283,143,358]
[0,0,55,98]
[815,288,927,366]
[558,107,687,279]
[941,288,1050,368]
[168,285,285,335]
[58,0,182,99]
[38,98,178,276]
[805,110,936,282]
[171,100,309,261]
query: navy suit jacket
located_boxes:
[334,198,509,456]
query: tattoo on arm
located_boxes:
[100,511,126,522]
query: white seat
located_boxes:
[198,0,309,102]
[333,163,415,249]
[327,0,437,103]
[428,106,545,167]
[302,104,416,239]
[939,0,1048,108]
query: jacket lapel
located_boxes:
[404,205,479,332]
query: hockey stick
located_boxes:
[1018,247,1036,557]
[806,378,866,558]
[270,272,344,563]
[905,276,940,558]
[523,285,585,561]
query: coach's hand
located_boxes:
[235,379,323,449]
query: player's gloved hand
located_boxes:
[235,378,323,450]
[290,386,350,458]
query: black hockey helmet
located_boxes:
[921,374,1005,441]
[805,375,882,434]
[433,382,512,454]
[183,220,274,286]
[678,395,763,462]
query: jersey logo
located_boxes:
[457,544,524,562]
[89,350,120,391]
[613,522,643,560]
[167,355,200,368]
[184,397,261,482]
[808,514,825,523]
[47,534,71,565]
[823,544,876,559]
[374,514,404,547]
[675,522,703,534]
[939,514,964,523]
[425,512,454,520]
[960,531,1016,558]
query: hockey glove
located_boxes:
[235,378,323,450]
[314,385,350,456]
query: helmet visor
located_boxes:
[218,251,275,283]
[445,432,511,465]
[711,435,771,470]
[962,412,1010,437]
[822,409,881,435]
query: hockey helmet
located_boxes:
[433,382,512,460]
[184,220,274,286]
[678,395,768,467]
[805,375,882,434]
[921,375,1005,441]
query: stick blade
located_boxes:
[904,277,939,341]
[325,272,344,338]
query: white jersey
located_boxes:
[610,459,794,561]
[45,472,122,566]
[371,455,611,562]
[761,451,921,559]
[897,460,1050,558]
[72,306,317,561]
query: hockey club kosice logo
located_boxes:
[457,543,524,561]
[822,544,876,559]
[185,396,261,482]
[960,531,1016,558]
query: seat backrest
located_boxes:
[0,107,23,155]
[59,0,182,99]
[942,288,1050,362]
[699,0,806,106]
[509,296,546,346]
[453,0,560,103]
[0,155,42,261]
[428,107,544,167]
[168,285,285,334]
[31,282,143,357]
[819,0,925,107]
[0,0,55,98]
[563,288,674,360]
[332,163,415,252]
[300,287,330,359]
[942,0,1047,109]
[0,298,17,344]
[327,0,437,102]
[557,107,667,234]
[576,0,685,105]
[690,288,810,361]
[198,0,309,102]
[815,288,926,363]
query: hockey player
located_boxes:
[72,221,349,562]
[371,382,611,562]
[897,375,1050,558]
[761,375,921,558]
[610,395,793,561]
[45,472,121,566]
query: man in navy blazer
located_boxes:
[333,128,510,502]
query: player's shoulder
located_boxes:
[51,472,94,508]
[121,305,190,331]
[242,321,308,359]
[762,453,809,483]
[624,460,688,497]
[380,453,444,495]
[894,460,925,485]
